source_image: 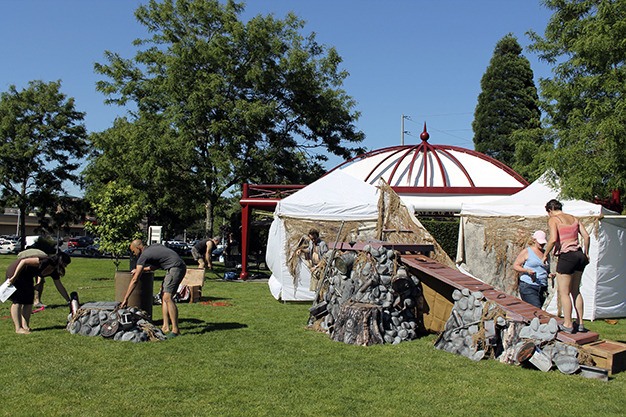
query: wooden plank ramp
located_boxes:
[400,254,599,345]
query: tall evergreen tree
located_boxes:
[472,34,542,168]
[528,0,626,209]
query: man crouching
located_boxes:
[122,239,187,338]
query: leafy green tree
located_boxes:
[85,181,145,270]
[92,0,364,235]
[83,115,200,237]
[35,195,91,243]
[528,0,626,207]
[473,34,542,168]
[0,80,87,249]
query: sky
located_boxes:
[0,0,555,193]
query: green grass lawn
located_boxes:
[0,255,625,417]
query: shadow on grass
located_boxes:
[153,317,247,335]
[34,324,68,331]
[196,322,248,334]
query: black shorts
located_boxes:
[9,276,35,304]
[557,250,589,274]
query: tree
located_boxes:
[473,34,542,168]
[0,80,87,249]
[83,115,201,237]
[85,181,145,270]
[35,195,91,243]
[528,0,626,208]
[91,0,364,236]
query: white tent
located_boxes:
[457,174,626,320]
[266,170,380,301]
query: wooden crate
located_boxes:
[188,285,202,303]
[581,340,626,375]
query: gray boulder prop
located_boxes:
[66,301,166,342]
[310,245,424,345]
[434,289,491,361]
[435,292,584,375]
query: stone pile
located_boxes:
[434,288,499,361]
[502,317,583,374]
[66,301,166,342]
[311,244,424,345]
[435,289,585,375]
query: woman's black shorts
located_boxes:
[557,249,589,274]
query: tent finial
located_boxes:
[420,122,430,141]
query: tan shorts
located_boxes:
[162,266,187,294]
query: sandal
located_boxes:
[166,332,180,339]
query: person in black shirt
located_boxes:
[5,252,71,334]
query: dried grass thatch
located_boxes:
[376,180,455,268]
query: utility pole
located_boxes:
[401,114,411,145]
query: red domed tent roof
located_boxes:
[331,125,528,212]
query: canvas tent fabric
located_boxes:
[266,170,380,301]
[456,174,626,320]
[266,170,455,302]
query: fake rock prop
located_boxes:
[67,301,167,342]
[310,245,424,346]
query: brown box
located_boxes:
[188,285,202,303]
[581,340,626,375]
[182,268,205,287]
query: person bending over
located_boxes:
[123,240,187,338]
[5,252,72,334]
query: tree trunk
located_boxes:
[204,200,214,237]
[19,206,27,251]
[330,301,384,346]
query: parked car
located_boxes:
[65,243,105,258]
[0,239,17,254]
[164,240,191,256]
[67,236,94,249]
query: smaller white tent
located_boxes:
[266,170,380,301]
[457,174,626,320]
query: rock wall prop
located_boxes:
[310,245,424,345]
[435,289,593,375]
[66,301,166,342]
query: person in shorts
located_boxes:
[542,199,590,334]
[122,239,187,337]
[191,237,220,269]
[5,252,72,334]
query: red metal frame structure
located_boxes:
[238,183,304,279]
[238,125,528,280]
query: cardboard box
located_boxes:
[188,285,202,303]
[581,340,626,375]
[181,268,205,287]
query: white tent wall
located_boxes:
[266,170,380,301]
[457,174,626,320]
[266,217,316,301]
[545,217,626,319]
